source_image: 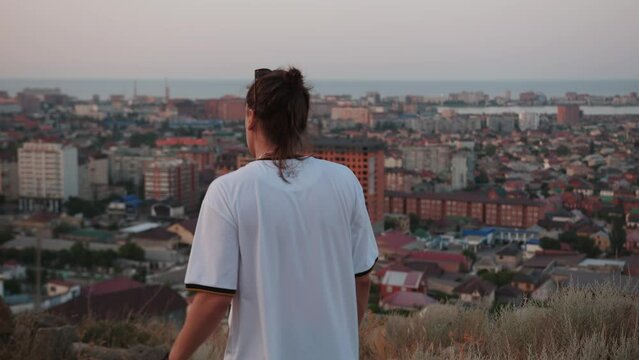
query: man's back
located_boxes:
[185,157,378,359]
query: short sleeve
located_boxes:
[351,180,379,277]
[184,182,239,296]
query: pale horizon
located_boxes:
[2,0,638,81]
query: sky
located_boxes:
[1,0,638,80]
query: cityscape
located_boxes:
[1,82,639,358]
[2,0,639,359]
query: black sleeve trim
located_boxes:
[185,284,236,296]
[355,257,378,278]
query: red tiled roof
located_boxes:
[408,251,469,267]
[381,291,437,308]
[453,276,496,296]
[49,285,186,322]
[376,231,417,252]
[83,277,144,296]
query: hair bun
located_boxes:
[285,67,304,86]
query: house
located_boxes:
[406,251,469,273]
[462,228,495,250]
[380,291,437,312]
[495,246,522,270]
[48,284,187,323]
[474,256,501,273]
[427,273,466,296]
[522,250,587,270]
[578,259,626,273]
[166,218,198,245]
[625,229,639,254]
[1,260,27,280]
[380,270,425,300]
[453,276,496,306]
[45,279,79,297]
[376,231,420,259]
[130,227,180,251]
[511,268,545,294]
[590,230,611,252]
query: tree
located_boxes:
[118,242,145,261]
[409,213,420,232]
[540,237,561,250]
[479,270,515,287]
[475,170,489,184]
[485,144,497,157]
[556,145,571,156]
[462,249,477,266]
[384,218,396,231]
[129,132,157,148]
[558,231,599,257]
[610,220,626,258]
[0,226,14,244]
[70,241,93,269]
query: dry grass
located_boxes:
[359,282,639,360]
[1,282,637,360]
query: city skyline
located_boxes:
[2,0,638,80]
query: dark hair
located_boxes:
[246,66,311,182]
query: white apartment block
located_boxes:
[18,141,78,212]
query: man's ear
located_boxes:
[247,108,258,131]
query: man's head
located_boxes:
[245,67,310,163]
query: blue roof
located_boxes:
[526,239,540,245]
[462,228,495,237]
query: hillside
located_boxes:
[1,282,637,360]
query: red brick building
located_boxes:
[312,138,385,225]
[557,104,581,124]
[385,191,543,228]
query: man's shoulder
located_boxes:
[207,163,260,192]
[312,158,357,181]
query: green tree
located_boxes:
[384,218,396,231]
[462,249,477,266]
[70,241,93,268]
[540,237,561,250]
[118,242,145,261]
[610,220,626,257]
[52,223,76,238]
[409,213,420,232]
[475,170,489,184]
[0,226,14,244]
[559,231,599,257]
[556,145,571,156]
[129,132,157,148]
[479,270,515,287]
[485,144,497,157]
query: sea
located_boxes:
[1,78,639,115]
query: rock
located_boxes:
[28,325,77,360]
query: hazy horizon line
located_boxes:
[2,77,639,83]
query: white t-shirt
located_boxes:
[184,156,378,360]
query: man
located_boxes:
[169,67,378,359]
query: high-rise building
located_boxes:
[18,141,79,212]
[518,112,540,131]
[144,158,198,212]
[486,115,516,133]
[451,151,475,190]
[311,138,385,226]
[402,145,452,175]
[557,104,581,124]
[330,107,371,126]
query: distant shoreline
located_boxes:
[1,78,637,100]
